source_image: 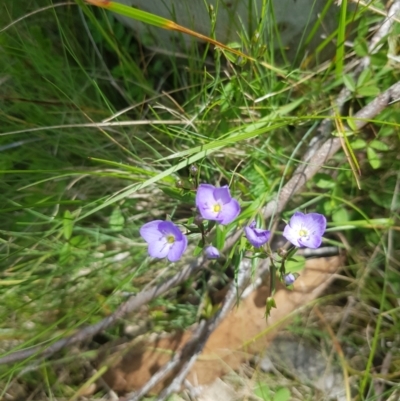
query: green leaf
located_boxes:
[369,139,389,151]
[0,279,27,286]
[379,126,394,137]
[322,199,335,215]
[63,210,74,240]
[367,147,381,169]
[286,256,306,273]
[351,138,367,150]
[370,53,387,67]
[369,191,393,210]
[193,241,204,257]
[109,208,125,231]
[273,388,291,401]
[357,85,380,97]
[357,68,372,87]
[216,225,226,250]
[343,74,356,92]
[254,383,271,401]
[346,117,358,132]
[332,208,349,224]
[314,173,335,189]
[354,37,368,57]
[335,0,348,78]
[59,243,72,265]
[70,235,90,248]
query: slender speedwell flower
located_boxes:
[140,220,188,262]
[196,184,240,225]
[283,211,326,249]
[245,221,271,248]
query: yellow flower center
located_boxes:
[166,234,175,244]
[299,228,308,238]
[213,203,222,213]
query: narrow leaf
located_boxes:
[63,210,74,240]
[109,208,125,231]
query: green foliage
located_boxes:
[254,383,291,401]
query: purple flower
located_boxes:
[283,212,326,249]
[245,221,271,248]
[284,273,296,286]
[204,245,220,259]
[195,184,240,225]
[140,220,187,262]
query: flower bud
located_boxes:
[189,164,198,176]
[204,245,220,259]
[284,273,296,286]
[277,248,288,258]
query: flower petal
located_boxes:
[213,186,232,204]
[245,226,270,247]
[282,224,301,247]
[303,213,327,236]
[167,234,188,262]
[298,234,322,249]
[158,221,183,241]
[218,198,241,225]
[196,184,219,220]
[288,211,306,229]
[148,237,172,259]
[139,220,164,243]
[196,184,216,205]
[248,220,256,229]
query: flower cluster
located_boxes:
[139,180,327,274]
[140,183,240,262]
